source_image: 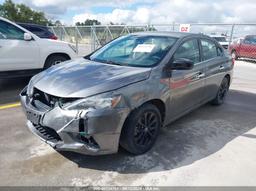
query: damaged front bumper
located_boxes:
[20,87,130,155]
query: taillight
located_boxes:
[50,35,58,40]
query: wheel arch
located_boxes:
[119,98,166,154]
[123,98,166,129]
[146,99,166,123]
[44,53,71,68]
[224,74,231,87]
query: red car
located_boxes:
[229,35,256,60]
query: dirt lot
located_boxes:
[0,60,255,186]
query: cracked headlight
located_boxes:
[62,95,122,110]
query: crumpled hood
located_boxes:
[32,58,151,98]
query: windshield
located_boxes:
[213,37,227,42]
[89,35,177,67]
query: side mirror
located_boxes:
[171,58,194,70]
[24,33,32,41]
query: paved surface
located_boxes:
[0,77,30,105]
[0,61,256,186]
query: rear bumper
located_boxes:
[20,87,130,155]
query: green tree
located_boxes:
[0,0,17,20]
[0,0,51,25]
[54,20,62,26]
[76,19,101,26]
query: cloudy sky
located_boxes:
[1,0,256,25]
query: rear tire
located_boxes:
[44,54,69,69]
[120,104,162,155]
[211,77,229,105]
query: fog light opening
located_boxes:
[78,118,85,133]
[79,118,89,138]
[80,135,100,150]
[78,118,99,151]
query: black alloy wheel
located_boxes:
[134,111,159,147]
[211,77,229,105]
[120,104,161,155]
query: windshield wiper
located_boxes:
[92,58,129,66]
[105,60,123,66]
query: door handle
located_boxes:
[219,66,225,70]
[197,73,205,79]
[193,72,205,80]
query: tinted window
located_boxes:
[19,24,52,38]
[18,24,30,30]
[30,26,45,32]
[217,47,223,56]
[201,39,217,60]
[244,36,256,45]
[173,39,200,64]
[0,20,24,40]
[29,26,48,36]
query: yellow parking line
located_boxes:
[0,102,21,110]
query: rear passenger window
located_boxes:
[29,27,46,36]
[201,39,217,60]
[173,39,200,64]
[217,47,223,56]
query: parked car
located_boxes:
[229,35,256,60]
[17,23,58,40]
[210,35,229,49]
[21,32,233,155]
[0,17,77,77]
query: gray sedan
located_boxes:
[20,32,233,155]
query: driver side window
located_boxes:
[0,20,24,40]
[173,39,200,64]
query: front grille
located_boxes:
[35,125,62,142]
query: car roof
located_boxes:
[132,31,209,39]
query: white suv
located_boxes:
[0,17,77,77]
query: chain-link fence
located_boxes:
[48,23,256,59]
[48,25,149,55]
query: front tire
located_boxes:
[120,104,162,155]
[211,77,230,105]
[44,55,70,69]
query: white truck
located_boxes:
[0,17,77,77]
[209,34,229,49]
